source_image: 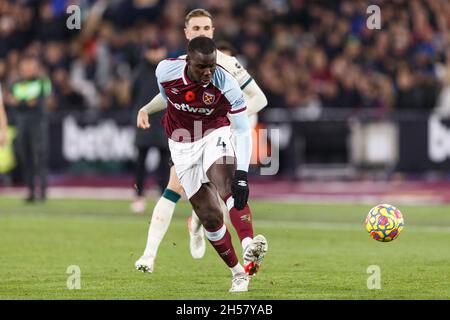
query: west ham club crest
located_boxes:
[202,92,215,105]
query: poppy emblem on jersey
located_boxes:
[203,92,215,105]
[185,91,196,102]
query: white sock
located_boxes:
[242,237,253,252]
[143,196,176,258]
[190,210,202,235]
[230,262,245,276]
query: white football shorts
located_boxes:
[168,126,235,199]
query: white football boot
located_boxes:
[187,216,206,259]
[243,235,268,276]
[135,254,154,273]
[229,273,249,292]
[130,197,146,214]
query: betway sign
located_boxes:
[63,116,136,161]
[428,115,450,163]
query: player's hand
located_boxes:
[232,170,249,210]
[137,110,151,129]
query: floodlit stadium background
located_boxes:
[1,0,450,202]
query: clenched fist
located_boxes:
[232,170,249,210]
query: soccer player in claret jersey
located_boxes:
[135,9,268,277]
[153,36,260,291]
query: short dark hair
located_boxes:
[187,36,216,56]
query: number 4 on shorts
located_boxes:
[216,137,226,148]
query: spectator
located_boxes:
[7,55,51,203]
[130,40,170,213]
[0,0,448,115]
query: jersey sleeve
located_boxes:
[155,59,177,101]
[213,67,247,114]
[155,60,169,84]
[156,82,167,101]
[155,63,166,100]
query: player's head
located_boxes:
[143,40,167,64]
[186,36,217,86]
[184,8,214,40]
[19,55,40,79]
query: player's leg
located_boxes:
[207,158,268,276]
[35,118,48,202]
[188,191,227,259]
[189,182,248,292]
[187,208,206,259]
[135,165,183,272]
[16,119,35,202]
[131,146,149,213]
[156,146,171,193]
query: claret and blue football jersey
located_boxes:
[155,58,247,142]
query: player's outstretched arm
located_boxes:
[230,110,252,210]
[242,80,268,116]
[138,59,173,129]
[136,93,167,129]
[139,93,167,115]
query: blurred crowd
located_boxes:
[1,0,450,118]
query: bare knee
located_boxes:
[166,166,184,194]
[202,211,223,230]
[192,204,222,229]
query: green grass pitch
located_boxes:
[1,197,450,299]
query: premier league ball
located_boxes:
[365,204,404,242]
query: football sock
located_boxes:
[225,194,254,250]
[230,262,245,276]
[143,188,181,258]
[204,224,238,268]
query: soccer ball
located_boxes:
[365,204,404,242]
